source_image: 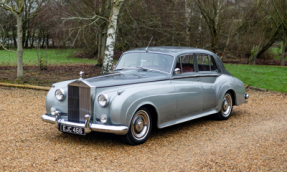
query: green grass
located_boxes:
[0,49,98,65]
[225,64,287,93]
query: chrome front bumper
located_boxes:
[41,114,128,135]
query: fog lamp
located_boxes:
[101,114,107,123]
[51,107,56,116]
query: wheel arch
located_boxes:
[216,82,238,111]
[126,102,159,130]
[226,89,236,106]
[137,104,158,130]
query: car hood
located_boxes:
[84,69,170,88]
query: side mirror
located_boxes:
[174,68,181,75]
[112,64,116,71]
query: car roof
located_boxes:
[125,46,215,57]
[124,46,231,76]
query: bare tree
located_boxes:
[101,0,124,74]
[267,0,287,66]
[250,0,286,65]
[0,0,46,79]
[0,0,25,79]
[195,0,226,53]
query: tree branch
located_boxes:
[61,14,109,23]
[0,43,16,53]
[272,0,286,30]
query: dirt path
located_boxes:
[0,87,286,171]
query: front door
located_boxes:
[171,54,203,118]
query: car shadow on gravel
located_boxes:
[47,131,126,146]
[149,115,217,138]
[44,114,220,146]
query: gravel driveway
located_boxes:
[0,87,286,171]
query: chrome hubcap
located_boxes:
[134,117,144,133]
[223,99,228,111]
[131,110,150,140]
[221,94,232,117]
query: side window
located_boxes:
[180,55,194,73]
[175,55,194,74]
[197,54,210,71]
[210,56,218,71]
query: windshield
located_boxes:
[116,53,174,73]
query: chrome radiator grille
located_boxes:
[68,83,91,123]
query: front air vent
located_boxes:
[68,81,91,123]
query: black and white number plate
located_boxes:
[60,125,85,135]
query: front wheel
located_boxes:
[215,92,233,120]
[122,108,152,145]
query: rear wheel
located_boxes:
[122,108,152,145]
[216,92,233,120]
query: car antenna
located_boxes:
[145,36,153,52]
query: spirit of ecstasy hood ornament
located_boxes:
[79,71,84,79]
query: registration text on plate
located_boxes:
[60,125,85,135]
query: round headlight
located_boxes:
[98,94,109,107]
[51,107,56,116]
[55,89,65,101]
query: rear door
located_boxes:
[195,54,219,110]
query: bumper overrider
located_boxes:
[41,113,128,135]
[244,93,249,103]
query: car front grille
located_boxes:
[68,82,91,123]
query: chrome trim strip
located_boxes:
[172,75,200,79]
[199,74,220,77]
[69,79,95,88]
[172,73,220,79]
[41,114,128,135]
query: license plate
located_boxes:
[60,125,85,135]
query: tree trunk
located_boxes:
[98,32,107,66]
[101,0,124,74]
[52,38,55,48]
[185,0,191,47]
[25,29,29,48]
[281,33,286,66]
[16,14,24,79]
[13,29,17,48]
[211,32,218,53]
[30,30,35,49]
[46,34,49,48]
[41,32,45,48]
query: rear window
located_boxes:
[196,54,218,72]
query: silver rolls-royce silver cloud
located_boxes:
[42,46,249,145]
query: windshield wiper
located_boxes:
[137,67,169,74]
[137,66,148,71]
[114,68,127,71]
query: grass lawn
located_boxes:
[0,49,98,65]
[225,64,287,93]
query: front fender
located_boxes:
[106,81,175,127]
